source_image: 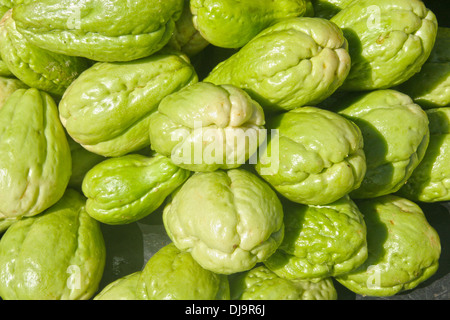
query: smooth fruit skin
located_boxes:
[191,0,310,48]
[12,0,185,62]
[0,88,72,221]
[0,189,106,300]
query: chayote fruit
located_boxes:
[0,88,72,221]
[59,53,198,157]
[0,10,90,97]
[0,75,26,108]
[255,106,366,205]
[0,189,106,300]
[163,169,284,275]
[82,154,191,225]
[94,272,141,300]
[229,265,337,300]
[191,0,310,49]
[11,0,185,62]
[148,82,266,172]
[396,27,450,109]
[136,243,230,300]
[310,0,355,19]
[335,195,441,297]
[334,89,430,199]
[0,56,12,77]
[264,195,367,280]
[331,0,438,91]
[397,108,450,202]
[166,0,209,57]
[204,17,351,113]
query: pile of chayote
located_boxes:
[0,0,448,300]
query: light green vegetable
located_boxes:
[0,88,72,222]
[0,189,106,300]
[229,265,337,300]
[59,52,198,157]
[0,9,90,96]
[310,0,355,19]
[398,107,450,202]
[336,195,441,297]
[163,169,284,275]
[0,75,27,108]
[148,82,266,172]
[264,196,367,280]
[335,89,430,199]
[94,272,141,300]
[256,106,366,205]
[205,17,351,113]
[136,243,230,300]
[191,0,310,48]
[396,27,450,108]
[82,154,191,225]
[331,0,438,90]
[12,0,185,62]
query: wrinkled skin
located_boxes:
[229,265,337,300]
[264,196,367,280]
[136,243,230,300]
[94,272,141,300]
[335,89,430,199]
[0,10,90,96]
[59,53,198,157]
[398,108,450,202]
[396,27,450,108]
[0,189,106,300]
[166,0,209,57]
[331,0,438,90]
[255,107,366,205]
[191,0,310,48]
[0,88,72,221]
[82,154,191,225]
[163,169,284,275]
[12,0,185,62]
[149,82,266,172]
[336,195,441,297]
[205,17,351,113]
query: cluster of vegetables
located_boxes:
[0,0,448,300]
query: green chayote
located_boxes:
[12,0,185,62]
[148,82,266,172]
[336,195,441,297]
[334,89,430,199]
[0,10,90,96]
[264,196,367,280]
[0,56,12,77]
[0,75,26,108]
[396,27,450,109]
[205,17,351,113]
[0,189,106,300]
[136,243,230,300]
[331,0,438,91]
[166,0,209,57]
[229,265,337,300]
[191,0,310,49]
[163,169,284,275]
[82,154,190,225]
[59,53,198,157]
[398,108,450,202]
[0,88,72,221]
[94,272,141,300]
[256,107,366,205]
